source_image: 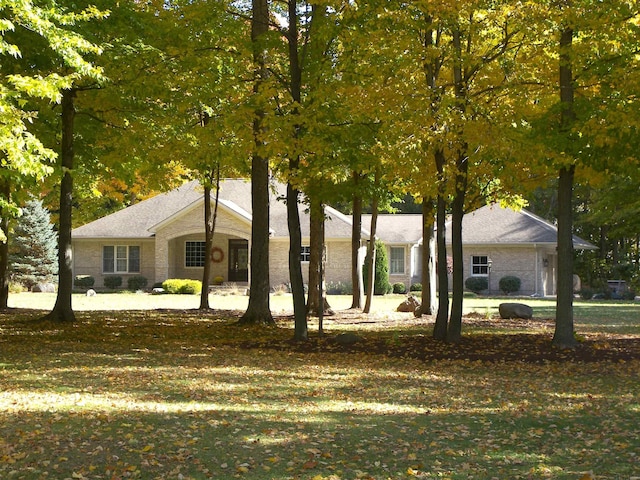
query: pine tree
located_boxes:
[9,200,58,290]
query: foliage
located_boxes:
[127,275,147,292]
[74,275,95,288]
[103,275,122,290]
[8,199,57,289]
[162,278,202,295]
[499,276,522,295]
[0,1,107,224]
[410,283,422,292]
[392,282,407,294]
[465,276,488,294]
[363,239,392,295]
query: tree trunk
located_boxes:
[43,89,76,322]
[350,173,363,310]
[363,194,379,314]
[447,162,466,343]
[0,178,9,309]
[288,181,307,340]
[307,198,332,316]
[199,165,220,310]
[446,27,467,343]
[552,25,578,348]
[418,198,436,316]
[240,0,274,325]
[286,0,308,340]
[433,190,449,340]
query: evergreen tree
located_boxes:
[363,239,392,296]
[9,199,58,290]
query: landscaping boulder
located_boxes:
[397,295,421,313]
[499,302,533,319]
[31,282,56,293]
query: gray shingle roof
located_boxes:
[444,204,596,249]
[72,179,360,240]
[362,214,423,244]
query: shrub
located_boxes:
[212,276,224,286]
[410,283,422,292]
[499,275,521,295]
[104,275,123,289]
[162,278,202,295]
[74,275,95,288]
[326,281,352,295]
[579,287,594,300]
[393,282,407,294]
[465,276,488,294]
[127,275,148,291]
[363,239,392,295]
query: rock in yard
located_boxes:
[499,302,533,319]
[397,295,421,313]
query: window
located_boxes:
[389,247,405,274]
[300,245,311,262]
[185,241,206,267]
[471,255,489,276]
[103,245,140,273]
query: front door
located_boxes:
[228,239,249,282]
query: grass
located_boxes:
[0,293,639,479]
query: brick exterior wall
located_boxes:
[72,239,155,289]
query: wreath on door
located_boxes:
[210,247,224,263]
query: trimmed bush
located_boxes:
[326,281,352,295]
[409,283,422,292]
[104,275,123,289]
[162,278,202,295]
[74,275,95,288]
[499,275,521,295]
[465,276,488,294]
[392,282,407,294]
[127,275,148,291]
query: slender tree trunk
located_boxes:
[552,24,578,348]
[307,198,332,316]
[288,181,307,339]
[433,190,449,340]
[350,173,363,309]
[0,178,9,309]
[240,0,274,325]
[285,0,308,340]
[42,89,76,322]
[446,27,468,343]
[418,198,436,316]
[363,194,379,314]
[200,164,220,310]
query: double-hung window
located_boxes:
[389,247,405,274]
[185,241,206,267]
[103,246,140,273]
[471,255,489,276]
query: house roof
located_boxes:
[444,204,597,249]
[72,178,363,240]
[362,214,423,244]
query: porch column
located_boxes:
[154,232,170,284]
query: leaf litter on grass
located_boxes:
[0,308,639,479]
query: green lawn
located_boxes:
[1,294,639,479]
